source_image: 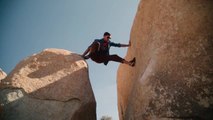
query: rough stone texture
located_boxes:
[117,0,213,120]
[0,69,7,81]
[0,48,96,120]
[0,69,7,114]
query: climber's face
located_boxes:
[103,35,111,42]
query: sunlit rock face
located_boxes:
[0,48,96,120]
[0,69,6,81]
[117,0,213,120]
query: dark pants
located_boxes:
[88,42,124,63]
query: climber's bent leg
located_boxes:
[90,53,102,63]
[89,42,100,54]
[83,42,100,59]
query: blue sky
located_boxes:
[0,0,139,119]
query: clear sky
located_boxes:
[0,0,139,119]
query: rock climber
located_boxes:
[82,32,136,67]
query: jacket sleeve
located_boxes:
[89,39,99,47]
[110,42,121,47]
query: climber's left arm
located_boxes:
[120,44,130,47]
[110,41,131,47]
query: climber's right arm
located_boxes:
[82,47,90,57]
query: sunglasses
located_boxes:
[107,36,111,39]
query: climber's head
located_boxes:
[103,32,111,42]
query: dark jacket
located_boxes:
[93,38,121,65]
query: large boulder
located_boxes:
[0,48,96,120]
[0,69,7,113]
[0,69,7,81]
[117,0,213,120]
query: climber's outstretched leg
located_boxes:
[122,57,136,67]
[91,54,136,67]
[107,55,136,67]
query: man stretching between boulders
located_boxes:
[82,32,136,67]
